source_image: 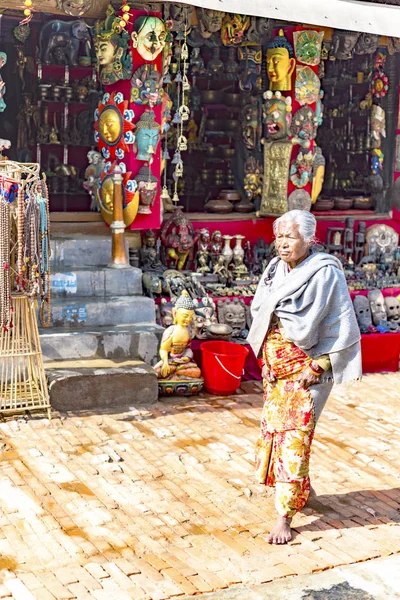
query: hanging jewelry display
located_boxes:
[0,159,51,418]
[0,189,11,329]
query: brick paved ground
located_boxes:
[0,373,399,599]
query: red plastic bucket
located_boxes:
[201,341,249,395]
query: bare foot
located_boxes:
[267,516,292,544]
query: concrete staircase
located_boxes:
[41,235,162,410]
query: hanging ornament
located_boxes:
[20,0,34,24]
[371,70,389,99]
[177,134,188,152]
[162,147,171,160]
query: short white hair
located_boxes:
[273,210,317,244]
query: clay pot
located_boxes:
[204,198,233,213]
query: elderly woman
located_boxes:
[248,210,361,545]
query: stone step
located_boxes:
[45,296,155,328]
[39,324,163,364]
[50,267,142,297]
[50,235,128,269]
[46,359,158,410]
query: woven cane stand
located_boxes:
[0,160,51,419]
[0,295,51,418]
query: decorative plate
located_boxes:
[371,70,389,98]
[295,66,321,106]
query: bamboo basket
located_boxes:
[0,295,51,418]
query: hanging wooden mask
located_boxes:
[94,92,135,161]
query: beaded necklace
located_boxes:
[0,191,11,330]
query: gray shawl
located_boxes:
[247,252,362,385]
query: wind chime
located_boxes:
[0,159,51,418]
[170,12,191,208]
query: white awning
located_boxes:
[171,0,400,37]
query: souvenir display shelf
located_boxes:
[34,63,98,213]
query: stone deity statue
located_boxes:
[154,290,203,383]
[368,289,389,331]
[353,295,377,334]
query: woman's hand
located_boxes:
[296,367,320,389]
[262,365,276,383]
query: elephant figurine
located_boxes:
[39,19,92,66]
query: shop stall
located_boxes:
[2,0,400,389]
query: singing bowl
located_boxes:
[224,93,241,106]
[200,90,223,103]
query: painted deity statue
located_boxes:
[263,91,292,141]
[132,15,167,62]
[266,29,295,92]
[94,5,132,86]
[155,291,203,381]
[134,110,160,162]
[160,209,198,270]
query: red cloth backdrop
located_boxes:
[106,9,162,231]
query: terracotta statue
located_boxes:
[155,290,203,382]
[132,15,167,62]
[134,110,160,162]
[94,6,132,86]
[160,209,198,270]
[266,29,295,92]
[263,91,292,141]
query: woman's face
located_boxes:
[275,221,309,267]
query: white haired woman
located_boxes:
[248,210,361,544]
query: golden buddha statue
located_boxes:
[266,29,296,92]
[155,291,202,382]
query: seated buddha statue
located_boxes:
[154,291,202,381]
